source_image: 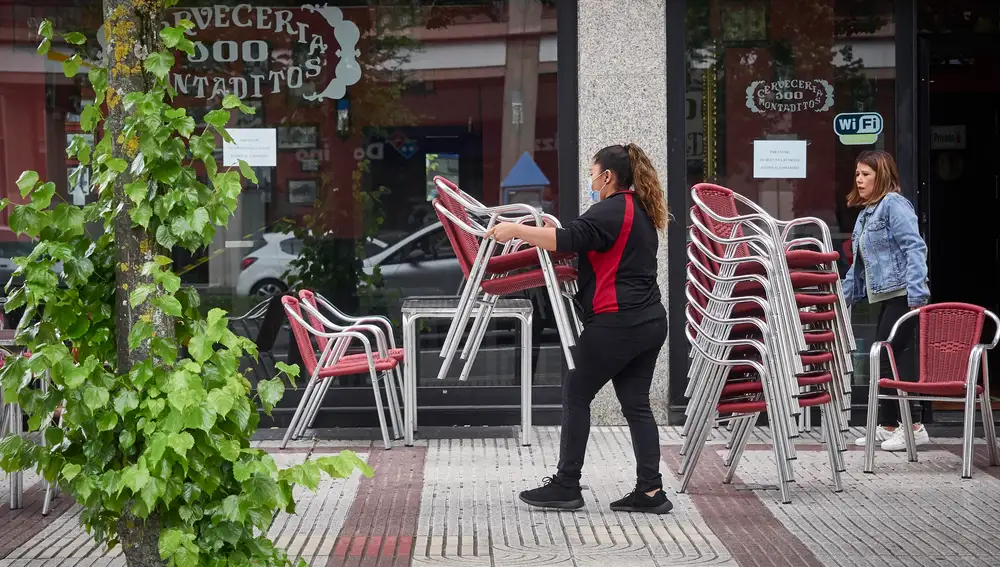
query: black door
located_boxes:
[920,35,1000,396]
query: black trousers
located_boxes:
[875,296,922,426]
[555,316,668,492]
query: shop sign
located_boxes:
[745,79,834,114]
[931,125,967,150]
[833,112,883,146]
[96,5,360,102]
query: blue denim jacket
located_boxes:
[842,192,929,308]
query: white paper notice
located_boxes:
[223,128,277,167]
[753,140,807,179]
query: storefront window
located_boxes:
[0,1,562,417]
[685,0,896,393]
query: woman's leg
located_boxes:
[876,297,921,427]
[519,324,634,509]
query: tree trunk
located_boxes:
[104,1,169,564]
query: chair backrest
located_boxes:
[433,176,481,275]
[298,290,330,352]
[918,302,986,384]
[432,196,476,277]
[282,296,318,377]
[691,183,751,260]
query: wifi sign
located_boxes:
[833,112,884,146]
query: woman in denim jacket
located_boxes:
[842,150,930,451]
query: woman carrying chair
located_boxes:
[486,144,672,514]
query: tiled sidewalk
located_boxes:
[3,427,1000,566]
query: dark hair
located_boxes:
[847,150,901,207]
[592,143,669,230]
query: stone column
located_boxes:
[578,0,669,425]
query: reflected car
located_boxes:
[235,224,464,299]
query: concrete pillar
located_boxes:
[500,0,542,179]
[578,0,669,425]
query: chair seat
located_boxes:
[721,371,833,397]
[734,271,839,296]
[480,265,578,295]
[878,378,983,397]
[734,250,840,276]
[732,292,838,316]
[317,356,398,378]
[718,391,831,415]
[340,348,405,363]
[729,351,834,374]
[487,248,576,274]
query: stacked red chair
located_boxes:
[430,176,580,382]
[678,183,855,503]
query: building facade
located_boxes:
[1,0,998,427]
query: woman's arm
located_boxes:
[887,195,930,307]
[487,223,558,251]
[841,255,856,308]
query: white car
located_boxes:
[235,224,463,298]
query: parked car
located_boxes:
[235,223,464,299]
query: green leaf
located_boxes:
[129,283,156,308]
[96,411,118,432]
[188,332,212,364]
[63,32,86,45]
[106,158,128,173]
[121,464,150,493]
[220,494,241,521]
[62,463,82,481]
[80,105,101,132]
[275,362,300,379]
[130,152,146,176]
[30,182,56,209]
[130,202,153,228]
[124,181,147,204]
[219,440,240,462]
[191,207,210,235]
[222,94,243,109]
[37,37,51,56]
[167,432,195,458]
[151,336,178,363]
[83,385,110,411]
[38,20,53,40]
[16,171,39,197]
[159,528,184,558]
[153,295,182,317]
[128,319,154,350]
[113,390,140,415]
[159,271,181,294]
[62,54,81,78]
[237,160,258,184]
[9,206,42,236]
[53,204,85,236]
[204,109,231,130]
[155,224,177,250]
[160,27,186,49]
[256,379,285,411]
[62,364,89,389]
[144,51,175,80]
[206,389,234,417]
[151,162,181,184]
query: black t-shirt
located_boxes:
[555,191,666,327]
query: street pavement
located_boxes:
[3,426,1000,566]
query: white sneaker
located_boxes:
[855,425,895,447]
[880,424,930,452]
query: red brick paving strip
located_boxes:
[0,481,75,558]
[328,446,427,567]
[662,446,824,567]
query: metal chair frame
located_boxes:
[864,306,1000,478]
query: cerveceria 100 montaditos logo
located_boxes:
[96,3,360,102]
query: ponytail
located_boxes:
[625,144,669,231]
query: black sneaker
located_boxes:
[610,488,673,514]
[519,476,585,510]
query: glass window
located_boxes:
[685,0,897,392]
[1,0,561,398]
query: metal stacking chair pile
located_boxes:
[430,176,582,382]
[281,291,404,450]
[678,183,857,503]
